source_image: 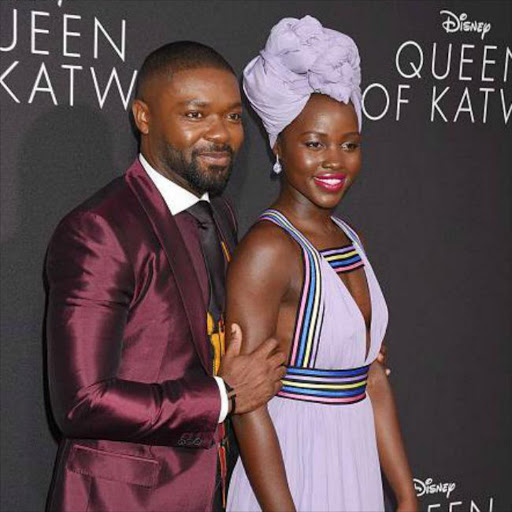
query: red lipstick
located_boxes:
[313,174,346,192]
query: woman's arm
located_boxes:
[226,222,297,511]
[367,361,418,512]
[232,408,295,511]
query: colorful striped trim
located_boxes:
[258,210,367,386]
[331,217,365,254]
[277,365,369,405]
[259,209,324,368]
[319,245,364,274]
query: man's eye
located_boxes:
[341,142,360,152]
[305,141,323,149]
[185,111,203,119]
[228,112,242,121]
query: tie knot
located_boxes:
[187,200,214,228]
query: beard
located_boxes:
[161,141,234,196]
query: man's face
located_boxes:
[133,67,244,196]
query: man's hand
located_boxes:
[219,324,286,415]
[376,343,391,376]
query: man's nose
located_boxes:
[204,116,230,144]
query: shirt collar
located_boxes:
[139,153,209,216]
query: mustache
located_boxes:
[192,144,234,157]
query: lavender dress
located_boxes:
[227,210,388,512]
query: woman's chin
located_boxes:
[312,191,346,210]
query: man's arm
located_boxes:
[47,210,283,447]
[46,211,222,447]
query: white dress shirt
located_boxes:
[139,153,229,423]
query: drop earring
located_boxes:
[273,155,282,174]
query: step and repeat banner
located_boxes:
[1,1,510,511]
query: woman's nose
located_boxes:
[322,146,343,170]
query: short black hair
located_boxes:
[135,41,235,100]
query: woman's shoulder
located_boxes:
[226,217,300,297]
[229,216,301,281]
[236,217,297,261]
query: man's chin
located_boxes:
[198,165,231,195]
[206,178,230,196]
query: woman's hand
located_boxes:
[367,362,417,512]
[396,494,419,512]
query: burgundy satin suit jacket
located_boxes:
[45,159,237,512]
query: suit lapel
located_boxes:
[125,159,212,374]
[210,198,237,260]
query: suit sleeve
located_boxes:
[46,211,220,448]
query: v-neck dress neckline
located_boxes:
[261,210,379,365]
[327,217,373,362]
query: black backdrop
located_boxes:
[1,1,511,511]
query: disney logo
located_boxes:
[413,478,456,499]
[440,10,491,40]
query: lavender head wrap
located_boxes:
[243,15,362,148]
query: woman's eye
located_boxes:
[341,142,360,151]
[228,113,242,121]
[185,111,203,119]
[305,141,323,149]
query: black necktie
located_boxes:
[187,201,226,323]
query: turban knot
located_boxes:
[243,15,362,148]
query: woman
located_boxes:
[225,16,418,512]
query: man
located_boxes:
[45,42,285,512]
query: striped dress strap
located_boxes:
[258,209,325,368]
[319,244,365,274]
[331,216,366,255]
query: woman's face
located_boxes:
[276,93,361,211]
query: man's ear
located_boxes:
[132,99,150,135]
